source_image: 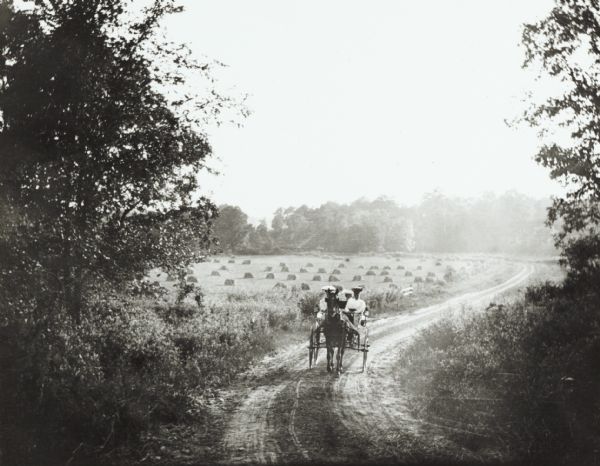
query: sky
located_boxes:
[160,0,563,221]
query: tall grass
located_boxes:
[395,282,600,465]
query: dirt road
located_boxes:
[218,266,534,464]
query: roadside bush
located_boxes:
[298,291,320,317]
[397,283,600,465]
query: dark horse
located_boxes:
[322,294,348,374]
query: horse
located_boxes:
[322,296,348,374]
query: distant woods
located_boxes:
[213,192,556,255]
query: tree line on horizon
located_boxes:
[213,191,557,255]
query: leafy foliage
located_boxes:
[522,0,600,280]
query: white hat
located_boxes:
[321,285,337,293]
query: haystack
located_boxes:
[224,279,235,286]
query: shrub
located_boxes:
[405,271,413,277]
[443,266,457,282]
[312,275,321,281]
[187,275,198,283]
[266,273,275,279]
[366,270,376,276]
[353,275,362,281]
[328,275,339,282]
[297,291,320,317]
[287,274,297,280]
[224,279,235,286]
[210,271,220,277]
[318,268,327,273]
[243,273,254,279]
[384,277,393,283]
[331,269,341,275]
[166,274,176,281]
[242,259,251,265]
[301,283,310,291]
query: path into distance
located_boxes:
[219,265,534,464]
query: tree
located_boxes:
[212,204,251,252]
[0,1,237,461]
[0,0,225,323]
[522,0,600,274]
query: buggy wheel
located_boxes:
[308,330,315,369]
[362,337,369,373]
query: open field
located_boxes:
[150,252,528,296]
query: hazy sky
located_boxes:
[162,0,562,220]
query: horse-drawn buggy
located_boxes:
[308,285,369,374]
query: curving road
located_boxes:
[219,265,534,464]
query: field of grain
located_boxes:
[150,253,513,298]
